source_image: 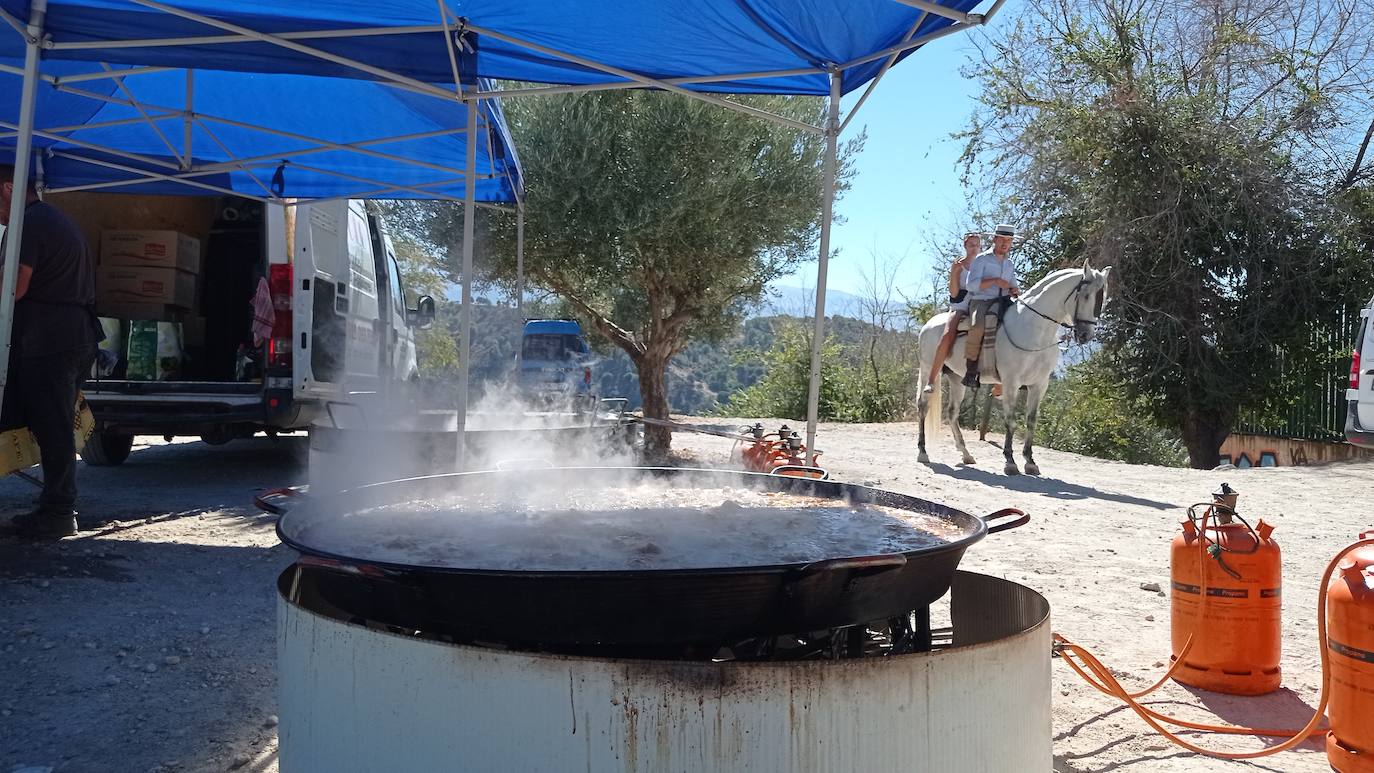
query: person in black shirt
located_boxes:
[0,164,101,539]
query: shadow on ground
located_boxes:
[923,460,1176,510]
[1,436,305,772]
[0,537,292,773]
[1051,698,1319,772]
[0,436,308,525]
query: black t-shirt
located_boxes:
[1,200,100,357]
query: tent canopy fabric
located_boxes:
[0,60,524,202]
[0,0,983,96]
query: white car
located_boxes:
[1347,295,1374,448]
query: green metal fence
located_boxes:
[1236,304,1362,442]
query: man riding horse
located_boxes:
[962,223,1019,388]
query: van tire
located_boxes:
[81,431,135,467]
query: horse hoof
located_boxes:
[1005,463,1021,476]
[961,455,977,465]
[1024,463,1040,476]
[917,451,930,464]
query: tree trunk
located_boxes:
[1180,410,1228,469]
[638,351,672,461]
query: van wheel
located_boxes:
[81,431,135,467]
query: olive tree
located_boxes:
[414,91,859,455]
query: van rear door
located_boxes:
[1358,303,1373,428]
[291,200,382,399]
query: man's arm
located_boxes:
[14,264,31,300]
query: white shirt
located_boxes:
[966,250,1018,301]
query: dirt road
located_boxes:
[2,422,1371,773]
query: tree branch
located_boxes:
[542,274,645,361]
[1339,114,1374,190]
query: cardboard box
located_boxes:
[98,266,196,309]
[101,230,201,274]
[0,393,95,477]
[126,321,184,381]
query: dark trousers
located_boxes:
[1,345,96,510]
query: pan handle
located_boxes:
[297,554,397,579]
[254,487,304,516]
[982,507,1030,534]
[797,553,907,576]
[770,465,830,480]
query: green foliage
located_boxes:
[960,0,1374,466]
[959,357,1188,467]
[720,318,918,423]
[391,236,459,375]
[1036,359,1188,467]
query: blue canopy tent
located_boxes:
[2,0,1005,466]
[0,62,524,200]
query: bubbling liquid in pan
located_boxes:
[295,484,965,572]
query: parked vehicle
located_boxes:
[515,319,595,411]
[1347,295,1374,448]
[72,193,434,466]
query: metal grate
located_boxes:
[1237,303,1362,442]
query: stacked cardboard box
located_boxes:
[96,230,201,380]
[96,230,201,320]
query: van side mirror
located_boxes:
[409,295,436,329]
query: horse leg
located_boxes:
[1022,381,1049,476]
[946,379,976,465]
[916,375,930,464]
[1001,379,1021,476]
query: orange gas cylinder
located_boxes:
[1170,485,1282,696]
[1326,531,1374,773]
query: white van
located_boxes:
[1347,295,1374,448]
[65,194,433,465]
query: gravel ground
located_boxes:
[1,436,303,773]
[672,418,1374,773]
[2,421,1371,773]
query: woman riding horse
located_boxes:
[922,231,982,393]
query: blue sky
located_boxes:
[777,16,1000,301]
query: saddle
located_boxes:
[944,308,1002,383]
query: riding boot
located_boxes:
[962,360,981,388]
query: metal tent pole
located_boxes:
[804,70,841,465]
[455,91,478,471]
[515,203,525,320]
[0,0,47,414]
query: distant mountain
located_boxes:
[760,285,866,318]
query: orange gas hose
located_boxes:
[1053,534,1374,759]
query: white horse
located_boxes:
[916,264,1112,475]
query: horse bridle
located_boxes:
[999,278,1102,353]
[1016,278,1103,330]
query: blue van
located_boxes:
[517,319,594,409]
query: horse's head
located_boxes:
[1069,262,1112,345]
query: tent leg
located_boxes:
[0,0,47,416]
[455,92,478,472]
[515,203,525,320]
[804,70,841,465]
